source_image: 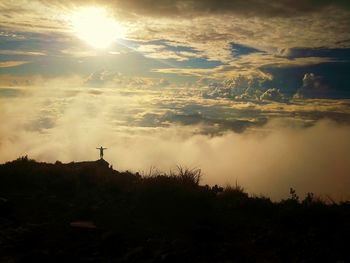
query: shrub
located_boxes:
[175,166,202,186]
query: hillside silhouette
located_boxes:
[0,156,349,262]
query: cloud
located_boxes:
[136,44,203,61]
[118,0,350,17]
[154,53,335,81]
[34,0,349,18]
[1,77,350,200]
[85,70,170,88]
[231,43,263,58]
[0,50,46,56]
[60,48,98,57]
[1,0,349,90]
[1,1,349,50]
[0,87,26,98]
[260,88,286,102]
[0,61,29,68]
[1,85,350,201]
[203,76,262,100]
[294,73,329,99]
[202,75,288,103]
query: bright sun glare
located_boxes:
[71,7,121,49]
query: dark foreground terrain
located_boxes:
[0,157,349,262]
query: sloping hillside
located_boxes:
[0,157,349,262]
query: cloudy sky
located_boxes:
[1,0,350,200]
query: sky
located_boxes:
[1,0,350,200]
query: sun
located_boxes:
[71,7,121,49]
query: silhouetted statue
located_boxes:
[96,146,107,159]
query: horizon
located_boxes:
[1,0,350,201]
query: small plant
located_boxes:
[211,184,224,194]
[289,187,299,202]
[176,165,202,186]
[141,166,162,178]
[13,155,35,164]
[218,180,248,200]
[222,182,248,198]
[234,179,245,193]
[302,192,314,205]
[16,155,29,162]
[302,192,325,206]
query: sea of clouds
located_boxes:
[1,79,350,201]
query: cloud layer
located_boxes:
[1,0,349,98]
[27,0,350,18]
[1,78,350,200]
